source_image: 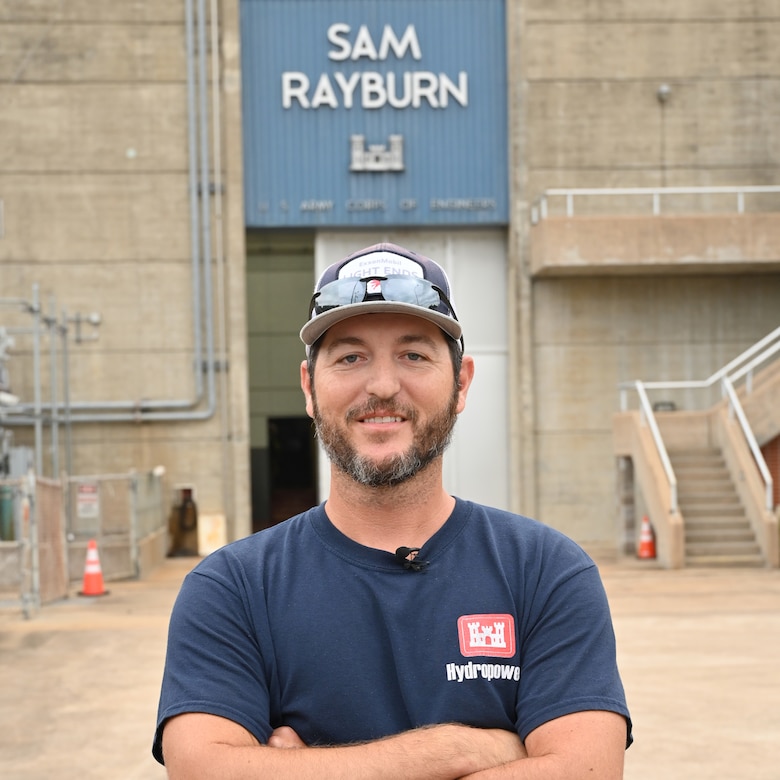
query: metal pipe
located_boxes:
[61,309,74,532]
[2,0,218,427]
[29,472,40,616]
[32,285,42,475]
[210,0,235,526]
[198,0,217,414]
[186,0,204,403]
[129,473,139,578]
[47,296,59,477]
[61,310,73,477]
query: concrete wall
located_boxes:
[0,1,251,540]
[507,1,780,549]
[521,0,780,194]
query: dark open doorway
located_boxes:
[251,416,318,532]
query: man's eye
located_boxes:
[406,352,425,361]
[341,354,360,364]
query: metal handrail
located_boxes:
[619,327,780,513]
[729,339,780,392]
[532,185,780,223]
[722,377,774,511]
[621,326,780,397]
[634,381,678,514]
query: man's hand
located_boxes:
[267,725,307,749]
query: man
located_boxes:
[154,243,632,778]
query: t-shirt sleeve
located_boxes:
[152,557,274,764]
[515,556,632,747]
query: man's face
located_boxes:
[301,313,472,488]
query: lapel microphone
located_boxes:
[395,546,429,572]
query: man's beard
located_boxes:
[311,385,460,488]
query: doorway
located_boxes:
[267,416,318,526]
[246,231,317,533]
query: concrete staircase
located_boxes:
[670,448,764,567]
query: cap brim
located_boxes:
[300,301,462,347]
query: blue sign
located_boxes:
[241,0,508,227]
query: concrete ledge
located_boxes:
[530,213,780,276]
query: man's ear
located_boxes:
[300,360,315,419]
[455,355,475,414]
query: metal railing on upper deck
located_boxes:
[532,185,780,224]
[618,326,780,514]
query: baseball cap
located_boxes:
[300,243,463,350]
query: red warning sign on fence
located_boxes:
[76,482,99,521]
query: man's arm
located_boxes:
[264,710,626,780]
[161,712,527,780]
[462,710,627,780]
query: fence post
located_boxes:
[129,472,139,578]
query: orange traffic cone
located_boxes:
[79,539,109,596]
[637,515,656,559]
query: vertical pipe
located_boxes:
[129,473,139,578]
[185,0,204,400]
[210,0,235,529]
[61,309,74,535]
[197,0,216,410]
[28,471,40,616]
[32,285,43,476]
[48,296,59,477]
[61,310,73,478]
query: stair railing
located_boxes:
[620,325,780,514]
[624,380,678,514]
[721,377,774,511]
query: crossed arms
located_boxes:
[161,709,626,779]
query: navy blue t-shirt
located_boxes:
[153,499,632,763]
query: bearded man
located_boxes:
[154,243,632,779]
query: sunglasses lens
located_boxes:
[313,276,444,314]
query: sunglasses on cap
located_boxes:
[308,275,463,349]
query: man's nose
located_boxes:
[365,357,401,399]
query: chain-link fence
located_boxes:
[66,470,167,583]
[0,475,68,618]
[0,469,167,617]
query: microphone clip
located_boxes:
[395,546,429,572]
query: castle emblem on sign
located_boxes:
[457,613,516,658]
[468,619,506,648]
[350,134,405,172]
